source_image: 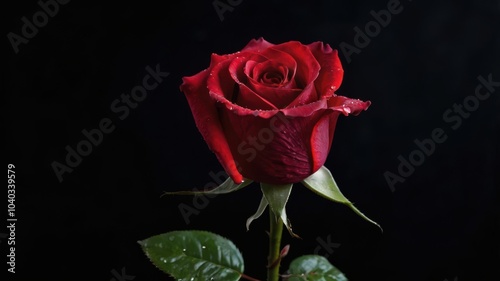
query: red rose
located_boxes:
[180,38,370,185]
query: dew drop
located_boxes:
[190,278,195,281]
[168,236,175,241]
[182,248,187,252]
[158,243,163,248]
[202,245,206,249]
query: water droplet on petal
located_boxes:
[252,111,259,116]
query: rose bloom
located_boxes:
[180,38,370,185]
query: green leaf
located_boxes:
[246,195,268,231]
[162,177,253,196]
[260,183,299,238]
[287,255,348,281]
[302,166,382,231]
[139,230,244,281]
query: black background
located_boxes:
[5,0,500,280]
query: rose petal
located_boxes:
[328,95,371,116]
[280,98,328,117]
[180,67,244,184]
[309,113,339,173]
[241,37,275,52]
[308,42,344,99]
[219,110,313,184]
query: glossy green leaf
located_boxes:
[139,230,244,281]
[246,195,268,231]
[287,255,348,281]
[162,177,253,196]
[302,166,382,231]
[260,183,299,238]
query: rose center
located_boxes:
[261,71,284,86]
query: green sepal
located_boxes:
[260,183,300,238]
[246,195,268,231]
[302,166,382,231]
[162,177,253,196]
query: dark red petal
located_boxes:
[180,70,244,184]
[280,98,328,117]
[219,110,313,184]
[241,37,275,52]
[309,113,340,172]
[327,95,371,116]
[287,82,319,108]
[307,42,344,98]
[247,83,303,109]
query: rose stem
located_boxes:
[267,208,284,281]
[240,273,261,281]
